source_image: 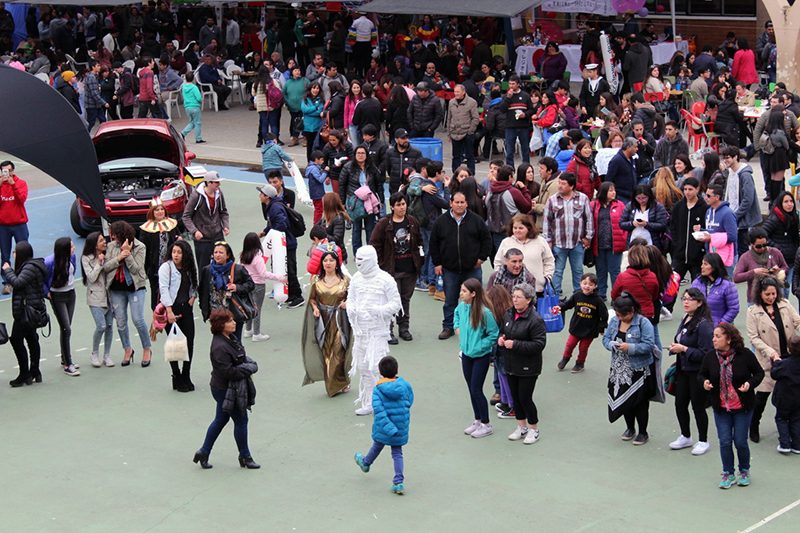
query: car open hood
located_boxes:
[93,128,181,167]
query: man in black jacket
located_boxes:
[499,75,534,166]
[429,192,492,339]
[361,124,388,205]
[384,128,422,194]
[670,177,708,284]
[407,82,443,138]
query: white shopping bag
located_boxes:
[164,323,189,362]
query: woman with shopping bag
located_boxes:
[159,240,198,392]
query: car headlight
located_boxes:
[160,181,186,201]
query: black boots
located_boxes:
[238,456,261,469]
[9,374,33,387]
[182,362,194,392]
[193,450,212,469]
[172,362,194,392]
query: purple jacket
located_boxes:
[43,253,77,295]
[690,276,740,326]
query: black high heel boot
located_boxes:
[192,450,212,469]
[182,362,195,391]
[30,369,42,383]
[171,375,179,391]
[238,456,261,469]
[9,374,33,387]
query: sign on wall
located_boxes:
[541,0,618,17]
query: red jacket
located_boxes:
[610,267,660,318]
[138,67,157,102]
[0,175,29,225]
[566,155,600,199]
[732,49,758,86]
[306,240,344,276]
[590,199,627,255]
[532,104,558,128]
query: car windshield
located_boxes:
[99,158,178,173]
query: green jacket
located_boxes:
[182,82,202,109]
[283,77,308,112]
[454,303,499,357]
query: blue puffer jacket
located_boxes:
[372,377,414,446]
[603,313,655,370]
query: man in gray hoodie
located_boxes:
[720,145,761,259]
[653,120,689,169]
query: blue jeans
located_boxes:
[348,125,361,146]
[181,107,203,141]
[462,353,492,423]
[351,214,377,256]
[258,110,280,141]
[363,441,404,484]
[775,410,800,450]
[200,387,250,457]
[0,223,29,284]
[442,267,482,330]
[504,128,531,166]
[109,289,152,350]
[785,266,795,299]
[86,106,107,128]
[595,249,622,300]
[552,245,585,297]
[418,226,434,286]
[713,409,752,475]
[89,306,114,356]
[451,134,475,175]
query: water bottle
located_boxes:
[436,275,444,293]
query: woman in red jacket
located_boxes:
[611,244,660,321]
[566,139,600,199]
[532,91,559,130]
[731,38,758,86]
[591,182,628,300]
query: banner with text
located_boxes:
[541,0,617,16]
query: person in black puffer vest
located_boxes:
[1,241,48,387]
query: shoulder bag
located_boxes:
[226,264,257,322]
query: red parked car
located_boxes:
[70,119,204,236]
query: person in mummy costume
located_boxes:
[347,246,402,415]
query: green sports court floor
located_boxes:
[1,178,798,533]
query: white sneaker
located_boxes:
[471,423,494,438]
[354,406,373,416]
[464,420,481,435]
[523,428,540,445]
[63,365,80,377]
[243,328,253,338]
[103,355,115,367]
[90,352,102,368]
[660,308,673,321]
[669,435,694,450]
[252,334,271,342]
[508,426,528,441]
[691,441,710,455]
[777,445,792,454]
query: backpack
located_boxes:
[407,177,427,222]
[486,191,512,234]
[130,71,140,95]
[267,82,284,110]
[284,204,306,237]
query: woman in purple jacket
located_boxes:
[691,253,740,326]
[539,42,568,87]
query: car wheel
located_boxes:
[70,200,90,237]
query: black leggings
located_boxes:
[751,391,771,431]
[624,400,650,434]
[507,374,539,425]
[168,309,195,379]
[50,290,76,367]
[674,370,709,441]
[303,131,318,163]
[10,320,40,378]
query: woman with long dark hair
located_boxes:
[240,232,285,342]
[321,129,353,196]
[198,241,255,340]
[339,145,381,254]
[515,163,539,200]
[619,184,669,252]
[253,66,281,147]
[691,252,740,326]
[762,104,792,202]
[386,84,410,138]
[602,292,658,445]
[668,288,714,455]
[344,79,364,145]
[139,199,180,310]
[672,153,693,187]
[326,80,346,130]
[762,190,800,297]
[318,192,350,262]
[454,176,486,219]
[45,237,79,376]
[699,322,763,488]
[81,232,114,368]
[300,81,325,161]
[1,241,46,386]
[159,240,198,392]
[104,221,152,366]
[591,182,627,300]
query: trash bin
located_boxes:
[409,137,443,162]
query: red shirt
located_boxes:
[0,175,29,225]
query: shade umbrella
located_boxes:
[0,65,106,216]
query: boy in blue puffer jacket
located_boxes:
[354,356,414,495]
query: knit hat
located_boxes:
[61,71,76,83]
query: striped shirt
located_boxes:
[543,191,594,249]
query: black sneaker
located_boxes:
[571,362,585,373]
[557,358,569,371]
[750,427,760,443]
[286,298,305,309]
[494,402,510,413]
[438,328,454,340]
[196,140,207,144]
[632,432,649,445]
[497,408,516,419]
[388,333,399,345]
[620,428,636,441]
[399,330,413,341]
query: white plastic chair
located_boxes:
[194,70,218,112]
[34,72,50,83]
[223,59,235,70]
[180,40,196,55]
[122,59,135,71]
[164,90,182,120]
[226,64,246,105]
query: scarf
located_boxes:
[493,265,532,290]
[576,152,598,180]
[751,249,769,267]
[772,206,799,238]
[716,349,738,410]
[209,260,233,290]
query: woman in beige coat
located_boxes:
[746,276,800,443]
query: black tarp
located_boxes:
[0,65,106,215]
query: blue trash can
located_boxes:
[409,137,443,162]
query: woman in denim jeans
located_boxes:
[699,323,764,489]
[103,221,152,367]
[44,237,79,376]
[81,232,115,369]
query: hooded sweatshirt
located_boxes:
[0,175,28,226]
[653,134,690,169]
[372,377,414,446]
[485,180,532,233]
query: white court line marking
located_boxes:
[740,498,800,532]
[76,348,87,352]
[28,191,71,201]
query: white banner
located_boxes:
[541,0,617,16]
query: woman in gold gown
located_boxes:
[301,246,352,396]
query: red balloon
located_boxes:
[656,4,665,12]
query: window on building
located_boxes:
[655,0,756,16]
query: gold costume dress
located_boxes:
[301,277,352,396]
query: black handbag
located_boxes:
[0,322,8,345]
[226,265,257,322]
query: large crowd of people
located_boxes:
[2,5,800,493]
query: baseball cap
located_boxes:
[394,128,409,139]
[204,170,222,183]
[256,184,278,198]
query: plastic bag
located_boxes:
[164,323,189,362]
[536,280,564,333]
